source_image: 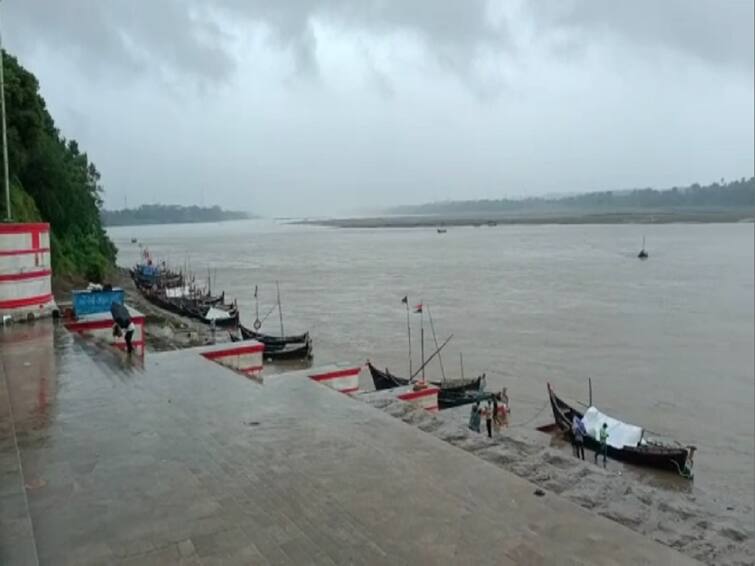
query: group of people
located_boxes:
[571,414,609,468]
[468,388,510,438]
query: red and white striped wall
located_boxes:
[308,366,362,394]
[64,306,145,356]
[397,383,440,413]
[0,223,56,321]
[200,340,264,378]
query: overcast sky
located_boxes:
[4,1,754,215]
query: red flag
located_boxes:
[413,304,423,313]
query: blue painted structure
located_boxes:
[72,288,125,317]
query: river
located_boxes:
[109,220,754,511]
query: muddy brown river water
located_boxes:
[109,220,754,518]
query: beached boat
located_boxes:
[547,383,693,474]
[367,362,484,392]
[239,324,309,346]
[263,337,312,361]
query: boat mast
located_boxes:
[254,285,259,323]
[276,280,285,337]
[459,352,464,380]
[420,299,425,380]
[426,305,446,382]
[404,297,413,377]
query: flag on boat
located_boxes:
[401,296,408,304]
[414,304,423,313]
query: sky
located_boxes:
[4,0,754,216]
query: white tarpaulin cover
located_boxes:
[581,406,643,449]
[204,307,233,321]
[165,286,191,298]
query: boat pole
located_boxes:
[405,298,413,377]
[276,280,285,337]
[459,352,464,380]
[254,285,259,324]
[410,334,453,380]
[420,301,425,381]
[588,377,593,406]
[426,305,446,381]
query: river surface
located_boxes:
[109,220,754,509]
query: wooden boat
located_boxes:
[438,390,493,410]
[263,338,312,361]
[203,306,239,328]
[547,383,692,474]
[367,362,484,392]
[239,324,309,346]
[638,236,649,259]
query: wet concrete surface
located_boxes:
[0,320,699,565]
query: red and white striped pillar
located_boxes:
[0,223,56,322]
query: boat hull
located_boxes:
[547,384,689,473]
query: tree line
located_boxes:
[101,204,250,226]
[1,51,116,281]
[391,177,755,215]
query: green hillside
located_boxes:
[1,51,115,281]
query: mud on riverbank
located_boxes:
[360,393,753,566]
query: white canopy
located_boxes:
[204,307,233,321]
[581,406,643,449]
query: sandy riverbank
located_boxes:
[359,392,753,566]
[300,210,753,228]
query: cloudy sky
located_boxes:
[4,1,753,215]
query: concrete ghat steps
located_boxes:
[0,322,700,565]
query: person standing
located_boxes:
[594,423,609,467]
[468,402,481,433]
[483,400,493,438]
[572,414,585,460]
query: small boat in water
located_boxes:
[547,383,694,475]
[239,324,309,346]
[638,236,649,259]
[437,227,447,234]
[367,362,486,409]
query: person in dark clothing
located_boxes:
[572,414,585,460]
[483,401,493,438]
[124,321,135,354]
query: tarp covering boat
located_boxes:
[581,406,643,449]
[205,306,235,321]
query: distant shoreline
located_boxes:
[104,217,252,228]
[299,210,754,228]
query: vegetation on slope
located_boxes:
[1,52,116,281]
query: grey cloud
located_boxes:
[4,1,235,82]
[6,1,751,86]
[529,0,754,71]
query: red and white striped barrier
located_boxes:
[397,383,440,413]
[308,366,362,394]
[200,340,264,378]
[0,223,56,321]
[64,306,145,356]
